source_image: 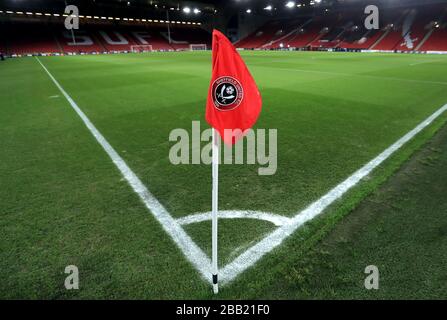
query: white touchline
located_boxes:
[35,57,213,282]
[219,103,447,284]
[36,56,447,287]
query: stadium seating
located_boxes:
[268,18,326,49]
[236,20,299,49]
[2,3,447,55]
[1,21,210,55]
[235,5,447,53]
[339,29,382,49]
[57,29,105,54]
[419,26,447,51]
[7,24,60,55]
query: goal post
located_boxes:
[130,45,153,53]
[190,44,207,51]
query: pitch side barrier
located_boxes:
[4,48,212,58]
[362,49,447,54]
[6,48,447,58]
[238,47,447,55]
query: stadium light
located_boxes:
[315,0,322,3]
[246,9,252,14]
[6,8,197,27]
[183,7,191,14]
[285,1,295,8]
[193,8,201,14]
[264,5,272,11]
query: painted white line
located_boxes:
[177,210,292,227]
[253,65,447,86]
[35,56,447,288]
[409,60,438,66]
[35,57,213,283]
[219,103,447,284]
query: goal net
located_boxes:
[190,44,207,51]
[130,45,153,53]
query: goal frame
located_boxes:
[130,45,153,53]
[190,44,207,51]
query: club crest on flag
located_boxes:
[206,29,262,146]
[212,76,244,111]
[205,29,263,293]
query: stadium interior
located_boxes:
[1,0,447,302]
[1,0,447,56]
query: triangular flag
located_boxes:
[205,29,262,145]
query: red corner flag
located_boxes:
[205,29,262,145]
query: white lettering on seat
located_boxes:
[132,31,151,45]
[63,31,94,46]
[99,31,128,45]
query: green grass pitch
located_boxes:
[1,51,447,299]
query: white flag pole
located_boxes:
[211,127,219,294]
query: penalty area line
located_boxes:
[35,57,213,283]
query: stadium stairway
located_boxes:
[235,4,447,53]
[284,22,326,49]
[263,19,313,49]
[236,20,296,49]
[419,25,447,51]
[393,9,435,51]
[371,10,409,51]
[419,9,447,52]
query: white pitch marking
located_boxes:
[35,56,447,288]
[409,60,438,66]
[218,103,447,284]
[254,65,447,86]
[35,57,213,282]
[177,210,292,227]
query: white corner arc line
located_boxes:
[176,210,292,227]
[219,103,447,284]
[35,57,213,283]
